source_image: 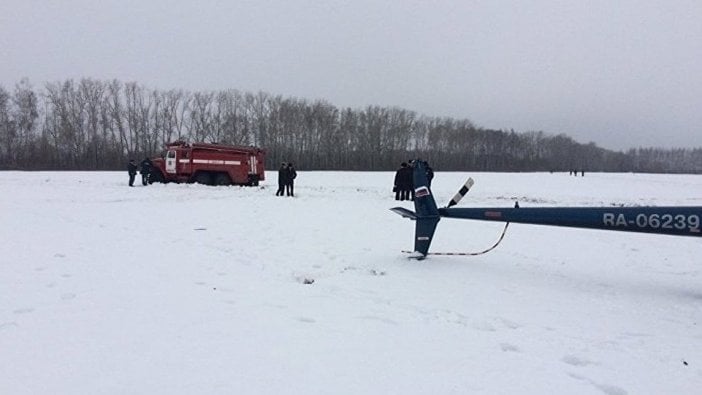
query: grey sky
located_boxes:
[1,0,700,150]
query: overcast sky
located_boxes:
[1,0,700,150]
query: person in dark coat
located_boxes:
[394,162,413,201]
[140,157,153,186]
[127,159,137,187]
[286,163,297,197]
[276,162,287,196]
[394,162,405,200]
[403,162,415,200]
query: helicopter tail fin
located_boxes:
[389,160,441,259]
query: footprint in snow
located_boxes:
[434,310,467,326]
[497,317,521,329]
[567,373,627,395]
[500,343,520,352]
[471,321,497,332]
[13,308,34,315]
[562,355,598,367]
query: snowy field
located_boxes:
[1,170,701,394]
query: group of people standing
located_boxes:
[127,158,153,187]
[393,160,433,201]
[276,162,297,197]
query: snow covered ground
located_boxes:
[1,170,701,394]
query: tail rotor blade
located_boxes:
[447,178,474,208]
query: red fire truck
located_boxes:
[149,141,266,186]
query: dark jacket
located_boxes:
[127,161,138,175]
[394,164,410,190]
[397,166,413,190]
[278,165,288,185]
[287,166,297,184]
[140,158,152,174]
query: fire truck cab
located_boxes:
[149,141,265,186]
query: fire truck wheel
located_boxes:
[247,175,260,186]
[149,170,164,184]
[214,173,232,186]
[194,172,212,185]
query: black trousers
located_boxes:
[286,182,294,196]
[276,184,285,196]
[129,173,136,186]
[141,173,149,185]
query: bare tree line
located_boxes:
[1,78,701,173]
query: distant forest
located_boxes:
[1,78,701,173]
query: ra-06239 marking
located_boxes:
[603,212,700,233]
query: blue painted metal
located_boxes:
[440,206,702,237]
[391,159,702,258]
[410,160,440,257]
